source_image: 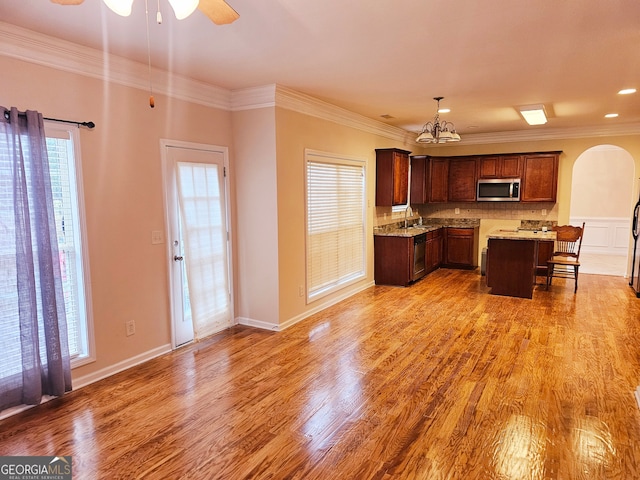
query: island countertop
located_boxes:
[487,228,556,241]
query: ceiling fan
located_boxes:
[49,0,240,25]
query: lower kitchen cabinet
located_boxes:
[374,235,415,286]
[443,227,479,269]
[426,228,443,273]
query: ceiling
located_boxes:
[1,0,639,139]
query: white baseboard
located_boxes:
[236,281,375,333]
[236,317,280,331]
[0,344,173,420]
[72,343,172,390]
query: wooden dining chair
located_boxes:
[546,222,585,293]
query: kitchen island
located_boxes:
[486,229,556,299]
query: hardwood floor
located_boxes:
[2,269,640,479]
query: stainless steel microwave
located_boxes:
[477,178,520,201]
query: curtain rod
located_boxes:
[43,117,95,129]
[3,109,95,129]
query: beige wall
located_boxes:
[1,55,233,382]
[231,108,280,328]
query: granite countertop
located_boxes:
[487,228,557,241]
[374,218,480,237]
[374,225,441,237]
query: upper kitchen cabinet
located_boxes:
[428,157,449,203]
[448,157,477,202]
[521,152,560,202]
[410,155,429,204]
[477,155,522,179]
[376,148,411,206]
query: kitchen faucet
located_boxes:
[404,205,412,228]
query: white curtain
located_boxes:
[176,161,230,339]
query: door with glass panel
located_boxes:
[163,142,232,348]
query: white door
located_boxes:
[162,141,232,348]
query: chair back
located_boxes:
[551,223,585,260]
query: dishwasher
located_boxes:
[412,233,427,281]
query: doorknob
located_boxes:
[174,255,184,261]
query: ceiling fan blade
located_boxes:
[50,0,85,4]
[198,0,239,25]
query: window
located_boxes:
[305,149,366,301]
[45,124,93,366]
[0,122,93,374]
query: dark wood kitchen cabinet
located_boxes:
[521,153,560,202]
[410,155,429,204]
[477,155,522,179]
[428,157,449,203]
[426,228,443,273]
[443,227,479,268]
[374,235,414,286]
[448,157,477,202]
[375,148,411,206]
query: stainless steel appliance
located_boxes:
[413,233,427,281]
[630,191,640,296]
[477,178,521,202]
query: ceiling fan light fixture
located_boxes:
[167,0,199,19]
[103,0,134,16]
[519,104,547,125]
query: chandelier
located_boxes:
[416,97,461,144]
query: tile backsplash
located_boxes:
[375,202,558,227]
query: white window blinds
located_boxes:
[306,150,366,301]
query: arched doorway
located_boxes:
[569,145,636,276]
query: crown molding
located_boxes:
[231,84,415,144]
[447,123,640,146]
[275,86,416,143]
[0,22,231,110]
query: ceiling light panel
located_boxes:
[519,105,547,125]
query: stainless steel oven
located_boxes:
[413,233,426,281]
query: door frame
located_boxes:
[160,139,234,349]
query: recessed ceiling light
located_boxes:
[618,88,636,95]
[605,113,619,118]
[438,108,450,114]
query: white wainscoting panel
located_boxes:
[570,217,631,255]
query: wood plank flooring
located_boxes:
[1,270,640,479]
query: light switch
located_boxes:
[151,230,164,245]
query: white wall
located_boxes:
[570,145,635,256]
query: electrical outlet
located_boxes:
[541,209,547,216]
[126,320,136,337]
[455,208,460,214]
